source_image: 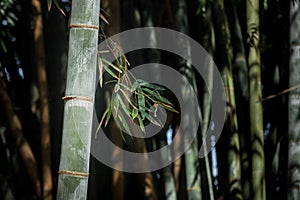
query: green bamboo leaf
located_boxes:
[137,115,145,133]
[140,87,173,107]
[114,82,120,92]
[119,82,131,91]
[154,91,173,105]
[104,63,119,79]
[119,88,138,110]
[131,108,138,119]
[102,58,123,73]
[143,112,162,127]
[137,87,146,119]
[131,81,140,92]
[164,106,179,113]
[112,94,120,114]
[53,0,65,16]
[139,81,165,91]
[99,106,110,127]
[139,104,154,113]
[105,80,118,85]
[117,111,132,137]
[118,94,131,117]
[0,40,7,53]
[147,98,178,113]
[119,128,126,143]
[141,87,156,96]
[104,105,112,127]
[96,105,111,136]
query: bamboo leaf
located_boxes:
[131,108,138,119]
[117,111,132,137]
[119,128,126,143]
[102,58,123,73]
[131,81,140,92]
[137,87,146,119]
[118,94,131,118]
[98,57,103,87]
[96,105,110,137]
[119,82,131,91]
[0,40,7,53]
[164,106,179,113]
[114,82,120,92]
[143,112,162,127]
[99,13,109,25]
[112,94,120,114]
[105,80,118,85]
[99,106,110,127]
[138,80,165,91]
[47,0,52,11]
[104,105,112,127]
[119,88,138,110]
[104,63,119,79]
[53,0,65,16]
[154,91,173,105]
[137,115,145,133]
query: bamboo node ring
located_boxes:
[58,170,89,178]
[69,23,99,30]
[62,95,94,103]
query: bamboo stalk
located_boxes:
[31,0,52,199]
[0,77,41,199]
[246,0,266,199]
[211,0,242,199]
[288,1,300,199]
[56,0,100,199]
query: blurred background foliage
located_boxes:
[0,0,299,200]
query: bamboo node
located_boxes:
[224,86,234,91]
[58,170,89,178]
[69,23,99,30]
[62,95,94,103]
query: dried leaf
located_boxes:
[100,13,109,24]
[98,57,103,87]
[54,0,65,16]
[47,0,52,11]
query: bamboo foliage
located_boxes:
[246,0,266,199]
[2,0,300,199]
[56,0,100,199]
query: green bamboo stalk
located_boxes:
[56,0,100,199]
[288,1,300,199]
[246,0,266,199]
[198,1,216,199]
[211,0,242,199]
[225,0,251,198]
[174,0,202,199]
[156,125,177,200]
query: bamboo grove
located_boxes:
[0,0,299,200]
